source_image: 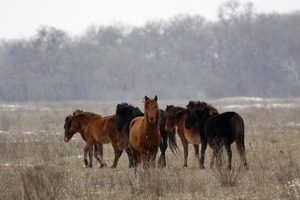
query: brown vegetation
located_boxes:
[0,98,299,199]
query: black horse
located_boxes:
[116,103,178,167]
[185,101,248,170]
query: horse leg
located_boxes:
[210,149,216,169]
[111,149,123,168]
[84,143,93,168]
[225,143,232,170]
[151,149,159,168]
[130,145,140,167]
[182,142,189,167]
[158,135,168,168]
[97,144,107,168]
[178,134,189,167]
[193,144,201,168]
[110,141,123,168]
[125,148,137,168]
[215,144,223,169]
[142,152,151,169]
[88,147,93,168]
[93,144,106,168]
[200,140,207,169]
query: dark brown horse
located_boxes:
[165,105,207,168]
[64,110,134,168]
[129,96,161,168]
[185,101,248,170]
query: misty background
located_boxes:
[1,1,300,102]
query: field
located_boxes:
[0,98,300,200]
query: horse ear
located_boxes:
[208,108,214,115]
[143,96,149,102]
[177,110,186,117]
[154,95,158,101]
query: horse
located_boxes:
[185,101,248,170]
[165,105,207,168]
[129,96,161,168]
[64,111,102,167]
[116,103,178,167]
[63,110,134,168]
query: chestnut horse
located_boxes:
[185,101,248,170]
[64,111,102,166]
[116,103,178,167]
[129,96,161,168]
[64,110,134,168]
[165,105,207,168]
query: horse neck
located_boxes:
[175,114,185,127]
[144,112,160,134]
[199,112,217,128]
[73,115,92,133]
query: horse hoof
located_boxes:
[100,163,107,168]
[158,163,166,168]
[199,165,205,169]
[111,165,116,168]
[183,164,188,168]
[129,163,137,168]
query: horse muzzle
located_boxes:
[148,118,156,123]
[165,126,171,132]
[64,137,69,142]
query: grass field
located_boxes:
[0,98,300,200]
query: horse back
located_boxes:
[86,115,114,144]
[206,112,244,144]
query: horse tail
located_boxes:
[167,128,179,155]
[117,125,130,149]
[232,113,248,168]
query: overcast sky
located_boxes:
[0,0,299,39]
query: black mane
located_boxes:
[73,110,101,117]
[116,103,144,136]
[186,101,218,115]
[166,105,186,121]
[64,115,73,129]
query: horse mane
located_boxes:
[116,103,144,149]
[186,101,218,115]
[166,105,186,121]
[64,115,73,128]
[116,103,144,133]
[72,110,101,117]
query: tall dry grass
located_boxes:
[0,98,299,199]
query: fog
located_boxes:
[1,2,300,102]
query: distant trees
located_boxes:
[1,1,300,101]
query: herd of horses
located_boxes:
[63,96,248,170]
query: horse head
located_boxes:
[143,95,159,124]
[165,105,186,132]
[185,101,218,129]
[63,115,78,142]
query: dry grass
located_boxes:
[0,98,300,200]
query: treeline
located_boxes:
[1,2,300,101]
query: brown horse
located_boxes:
[64,110,134,168]
[165,105,207,168]
[64,110,102,166]
[129,96,161,168]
